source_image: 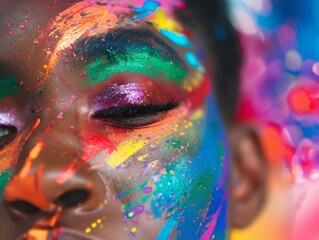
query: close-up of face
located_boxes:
[0,0,267,239]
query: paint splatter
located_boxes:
[160,29,191,48]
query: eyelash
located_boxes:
[92,98,182,128]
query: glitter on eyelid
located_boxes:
[117,83,145,104]
[0,113,15,126]
[92,83,146,112]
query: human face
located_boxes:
[0,1,230,239]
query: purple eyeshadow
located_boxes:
[0,111,23,131]
[92,83,146,112]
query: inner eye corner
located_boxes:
[0,125,18,149]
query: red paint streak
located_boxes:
[82,134,116,160]
[25,118,41,142]
[188,74,212,109]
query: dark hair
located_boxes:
[178,0,242,125]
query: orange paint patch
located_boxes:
[27,228,49,240]
[5,164,55,210]
[47,1,131,70]
[35,208,62,229]
[19,141,44,178]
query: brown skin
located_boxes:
[228,125,268,228]
[0,0,267,239]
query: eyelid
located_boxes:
[0,111,23,132]
[91,98,182,128]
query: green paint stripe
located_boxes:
[87,48,188,86]
[0,76,20,99]
[0,170,12,197]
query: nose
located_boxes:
[2,120,106,222]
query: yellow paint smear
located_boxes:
[149,8,182,33]
[191,109,205,121]
[105,140,146,168]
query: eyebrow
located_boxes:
[74,28,187,69]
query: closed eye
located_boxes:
[0,125,17,150]
[91,98,182,128]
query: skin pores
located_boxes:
[0,1,230,239]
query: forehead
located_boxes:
[0,0,184,32]
[0,0,188,67]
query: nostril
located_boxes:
[10,200,40,215]
[55,189,89,208]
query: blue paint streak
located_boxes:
[176,94,229,240]
[185,52,200,68]
[133,0,161,20]
[160,29,191,48]
[156,216,179,240]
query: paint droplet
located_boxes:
[127,211,135,218]
[8,30,13,35]
[185,52,200,68]
[91,223,97,228]
[19,24,26,30]
[85,228,91,234]
[80,72,87,78]
[131,227,137,233]
[143,187,152,194]
[43,65,48,69]
[133,205,144,215]
[57,112,63,119]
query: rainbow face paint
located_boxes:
[0,1,230,240]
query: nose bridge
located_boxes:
[17,111,83,176]
[3,111,92,210]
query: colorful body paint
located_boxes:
[105,139,147,168]
[185,52,200,69]
[92,83,146,113]
[87,47,187,86]
[160,29,191,48]
[0,1,230,240]
[0,76,20,99]
[0,170,12,197]
[133,0,161,20]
